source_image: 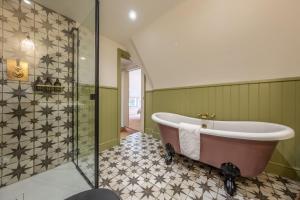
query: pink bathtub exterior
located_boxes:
[158,124,277,177]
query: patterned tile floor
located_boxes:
[98,132,300,200]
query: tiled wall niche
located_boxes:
[0,0,76,187]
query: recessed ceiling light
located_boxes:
[24,0,32,5]
[80,57,86,60]
[128,10,137,21]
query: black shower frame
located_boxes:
[71,0,100,189]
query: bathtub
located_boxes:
[152,112,294,177]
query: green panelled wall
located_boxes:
[99,87,118,151]
[77,84,95,157]
[77,85,118,152]
[145,78,300,180]
[145,91,155,136]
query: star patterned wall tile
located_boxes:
[0,0,75,187]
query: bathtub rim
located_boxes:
[151,112,295,141]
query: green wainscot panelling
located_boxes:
[77,84,96,157]
[99,86,119,151]
[145,78,300,180]
[145,91,159,138]
[77,85,119,152]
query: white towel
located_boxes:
[179,122,201,160]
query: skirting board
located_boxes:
[100,139,119,152]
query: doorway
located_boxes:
[128,68,142,130]
[120,58,144,139]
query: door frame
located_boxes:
[117,48,130,143]
[117,49,146,141]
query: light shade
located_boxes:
[23,0,32,5]
[21,37,35,52]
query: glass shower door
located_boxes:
[73,0,98,187]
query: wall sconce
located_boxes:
[21,34,35,52]
[7,59,29,81]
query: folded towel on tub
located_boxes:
[179,122,201,160]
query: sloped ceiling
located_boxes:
[132,0,300,89]
[34,0,300,90]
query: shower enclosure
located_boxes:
[0,0,100,192]
[72,0,100,187]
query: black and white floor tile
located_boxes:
[86,133,300,200]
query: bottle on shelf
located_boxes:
[44,77,53,92]
[34,76,43,91]
[54,78,62,92]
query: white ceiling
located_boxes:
[35,0,183,45]
[99,0,183,45]
[35,0,95,23]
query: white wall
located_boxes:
[99,35,154,90]
[100,35,126,87]
[129,69,142,99]
[133,0,300,89]
[124,41,154,91]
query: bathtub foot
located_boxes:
[164,143,175,165]
[209,166,212,174]
[221,162,240,196]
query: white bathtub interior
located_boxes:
[152,112,294,141]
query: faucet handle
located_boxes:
[197,113,208,119]
[210,113,216,119]
[197,113,216,120]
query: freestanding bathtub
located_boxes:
[152,112,294,195]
